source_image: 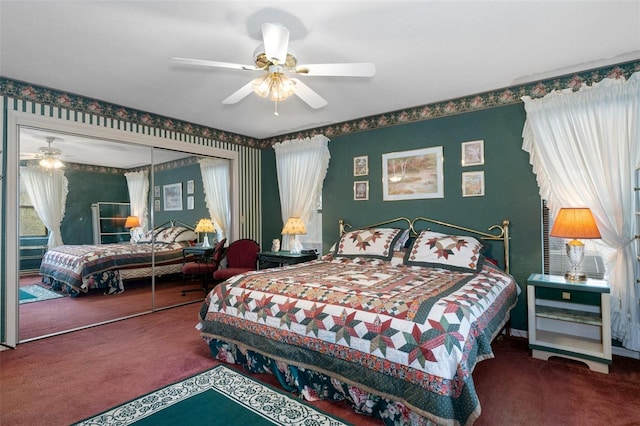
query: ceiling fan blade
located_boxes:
[222,81,255,104]
[262,23,289,64]
[294,63,376,77]
[291,78,327,109]
[170,57,258,71]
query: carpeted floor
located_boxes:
[75,364,350,426]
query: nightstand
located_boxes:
[527,273,611,373]
[258,251,317,270]
[181,245,217,295]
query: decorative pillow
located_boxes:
[155,226,195,244]
[334,228,402,260]
[137,229,156,244]
[405,230,483,272]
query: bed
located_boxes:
[39,221,197,296]
[198,217,519,425]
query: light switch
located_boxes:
[562,292,571,300]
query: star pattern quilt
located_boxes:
[200,255,518,425]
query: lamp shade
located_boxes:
[281,217,307,235]
[124,215,141,228]
[194,218,215,233]
[550,208,601,239]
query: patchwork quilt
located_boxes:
[200,256,518,425]
[40,241,189,293]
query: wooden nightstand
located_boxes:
[257,251,317,270]
[527,273,611,373]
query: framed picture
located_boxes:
[353,155,369,176]
[354,180,369,200]
[382,146,444,201]
[186,179,195,194]
[163,182,183,211]
[461,140,484,166]
[462,171,485,197]
[187,195,194,210]
[154,199,161,212]
[154,185,160,198]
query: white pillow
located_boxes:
[334,228,402,260]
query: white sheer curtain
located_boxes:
[20,165,69,249]
[273,135,330,250]
[522,72,640,351]
[125,170,150,240]
[199,158,231,242]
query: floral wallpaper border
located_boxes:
[2,60,639,149]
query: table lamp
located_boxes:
[549,207,601,281]
[195,218,216,248]
[281,217,306,254]
[124,215,141,243]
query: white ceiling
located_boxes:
[1,1,639,142]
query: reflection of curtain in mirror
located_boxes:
[273,135,330,251]
[199,158,231,242]
[20,165,68,249]
[125,170,150,237]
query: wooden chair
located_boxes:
[181,238,226,295]
[212,239,260,281]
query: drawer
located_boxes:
[535,286,601,306]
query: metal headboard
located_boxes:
[339,217,510,273]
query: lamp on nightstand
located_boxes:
[195,218,216,248]
[124,215,141,243]
[281,217,306,254]
[550,207,601,281]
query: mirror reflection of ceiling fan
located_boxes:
[21,136,67,169]
[171,23,376,115]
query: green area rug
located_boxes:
[75,364,351,426]
[19,285,64,304]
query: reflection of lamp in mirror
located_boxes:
[195,218,215,248]
[550,207,601,281]
[281,217,306,254]
[124,215,141,243]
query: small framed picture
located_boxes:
[353,155,369,176]
[154,199,161,211]
[461,140,484,167]
[187,196,194,210]
[187,179,195,195]
[154,185,160,198]
[354,180,369,200]
[462,171,485,197]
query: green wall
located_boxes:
[61,167,129,244]
[262,103,541,330]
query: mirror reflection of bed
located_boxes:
[18,127,230,342]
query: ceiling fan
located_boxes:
[21,136,66,169]
[171,23,376,115]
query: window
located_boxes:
[19,176,47,237]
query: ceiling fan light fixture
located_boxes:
[39,155,65,169]
[252,72,296,102]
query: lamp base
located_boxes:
[202,235,211,248]
[565,271,587,282]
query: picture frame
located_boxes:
[187,195,194,210]
[461,140,484,167]
[154,185,160,198]
[354,180,369,200]
[382,146,444,201]
[353,155,369,176]
[162,182,183,211]
[186,179,195,195]
[154,199,160,212]
[462,171,485,197]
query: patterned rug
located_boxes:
[74,364,351,425]
[19,285,64,304]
